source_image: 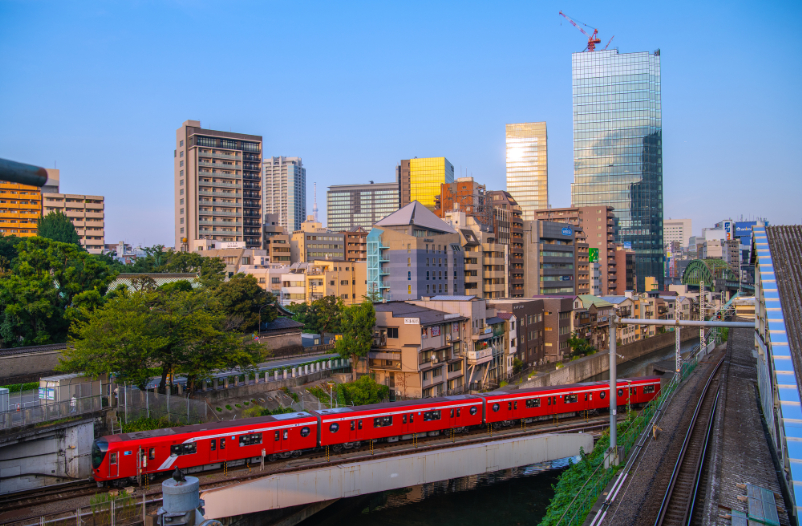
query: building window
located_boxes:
[180,170,183,177]
[180,151,184,158]
[180,208,184,214]
[180,160,184,167]
[180,140,183,147]
[426,271,430,280]
[387,328,399,338]
[180,228,184,233]
[408,271,411,281]
[180,199,184,205]
[180,218,184,224]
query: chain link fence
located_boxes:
[118,385,208,426]
[0,384,110,430]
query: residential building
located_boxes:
[290,216,345,262]
[632,293,658,340]
[443,210,508,300]
[434,177,489,227]
[574,295,613,351]
[42,193,105,253]
[327,182,399,232]
[571,49,663,292]
[397,157,454,211]
[644,276,658,291]
[489,299,546,368]
[191,239,268,278]
[366,302,468,399]
[590,261,602,296]
[262,213,291,264]
[175,120,262,250]
[600,296,637,344]
[531,295,575,363]
[240,264,288,297]
[264,156,306,233]
[367,202,464,301]
[614,243,637,294]
[534,206,617,295]
[664,218,692,249]
[574,228,590,295]
[487,191,525,297]
[344,227,368,262]
[304,260,367,305]
[523,220,577,297]
[506,122,548,219]
[0,168,58,237]
[410,296,505,390]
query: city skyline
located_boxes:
[1,1,800,246]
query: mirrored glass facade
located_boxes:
[571,49,663,291]
[408,157,454,210]
[506,122,548,220]
[327,182,400,231]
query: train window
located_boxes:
[240,434,262,447]
[600,391,606,399]
[470,406,477,416]
[350,420,355,430]
[170,445,181,456]
[110,452,117,465]
[565,395,578,404]
[492,403,500,412]
[457,408,461,417]
[450,409,454,418]
[330,423,339,433]
[358,420,363,430]
[374,416,393,428]
[183,443,197,455]
[617,389,623,397]
[283,430,288,440]
[423,410,442,421]
[210,440,216,451]
[149,448,155,460]
[630,387,637,395]
[644,385,655,394]
[514,401,517,410]
[584,394,588,401]
[547,398,551,406]
[410,413,414,422]
[220,439,225,449]
[300,427,311,437]
[508,402,512,411]
[526,398,540,408]
[403,414,407,424]
[274,431,280,441]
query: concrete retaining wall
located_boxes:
[0,350,63,385]
[194,366,348,403]
[522,330,699,388]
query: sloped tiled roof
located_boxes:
[374,201,457,234]
[374,301,467,326]
[261,317,304,332]
[578,295,613,309]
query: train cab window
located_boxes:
[300,427,311,437]
[170,445,181,456]
[526,398,540,408]
[423,410,442,421]
[110,452,117,465]
[492,403,500,412]
[210,440,216,451]
[470,406,477,416]
[403,414,408,424]
[374,416,392,428]
[183,443,197,455]
[617,389,624,397]
[330,423,339,433]
[565,395,578,404]
[240,434,262,447]
[644,385,655,394]
[149,448,155,460]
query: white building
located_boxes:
[263,157,306,233]
[663,218,692,248]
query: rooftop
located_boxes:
[374,201,457,234]
[374,301,467,326]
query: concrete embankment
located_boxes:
[521,330,699,388]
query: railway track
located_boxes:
[653,355,726,526]
[0,480,100,513]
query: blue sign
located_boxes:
[561,275,573,281]
[623,241,632,249]
[735,221,757,240]
[561,227,572,236]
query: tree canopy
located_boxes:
[286,296,344,335]
[216,273,278,332]
[37,210,82,246]
[0,237,117,347]
[334,300,376,381]
[124,247,225,288]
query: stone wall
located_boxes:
[259,330,302,353]
[521,329,699,388]
[0,347,65,385]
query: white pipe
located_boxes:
[619,318,752,328]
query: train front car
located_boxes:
[312,395,484,451]
[619,376,662,406]
[92,411,318,486]
[481,382,607,428]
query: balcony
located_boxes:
[372,335,387,347]
[467,348,493,365]
[198,151,242,161]
[199,181,242,189]
[199,210,240,217]
[369,359,401,371]
[483,257,505,266]
[199,161,240,170]
[199,220,242,227]
[199,190,242,197]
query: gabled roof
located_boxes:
[578,295,614,309]
[599,296,632,305]
[374,301,467,326]
[374,201,457,234]
[261,317,304,332]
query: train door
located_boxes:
[273,428,289,452]
[447,406,458,428]
[210,438,220,462]
[108,450,119,479]
[401,412,412,434]
[349,418,363,442]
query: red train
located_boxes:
[91,377,661,486]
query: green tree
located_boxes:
[513,357,524,375]
[0,237,117,346]
[215,273,277,332]
[159,250,225,288]
[37,210,81,246]
[286,296,344,335]
[339,375,389,405]
[363,290,383,303]
[335,301,376,381]
[567,332,596,359]
[0,234,23,272]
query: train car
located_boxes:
[91,411,317,486]
[312,395,484,451]
[481,376,662,427]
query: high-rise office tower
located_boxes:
[174,120,263,250]
[263,157,306,233]
[571,49,663,291]
[506,122,548,220]
[327,182,399,232]
[397,157,454,211]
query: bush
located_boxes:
[555,362,564,369]
[216,407,222,412]
[225,404,232,410]
[120,416,174,433]
[235,403,241,408]
[338,376,389,406]
[281,387,299,403]
[243,406,293,418]
[512,358,524,375]
[243,401,249,406]
[1,382,38,393]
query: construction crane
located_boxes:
[604,35,615,50]
[559,11,601,51]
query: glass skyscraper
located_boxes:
[326,182,400,231]
[571,49,663,291]
[398,157,454,211]
[506,122,548,220]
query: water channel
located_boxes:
[298,339,697,526]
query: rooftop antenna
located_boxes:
[313,182,319,222]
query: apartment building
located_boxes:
[534,206,617,295]
[191,239,268,278]
[304,260,367,305]
[42,192,105,253]
[0,168,58,238]
[239,264,288,297]
[175,120,263,250]
[327,182,399,232]
[367,202,464,301]
[523,221,577,297]
[531,295,575,363]
[434,177,489,227]
[443,210,508,300]
[366,302,468,399]
[573,295,613,351]
[344,227,368,262]
[489,299,546,369]
[290,216,345,262]
[263,213,291,264]
[487,191,525,298]
[600,296,637,344]
[614,243,638,294]
[264,157,305,233]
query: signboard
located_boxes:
[404,318,420,325]
[723,220,733,241]
[561,227,573,236]
[39,388,55,401]
[588,248,598,262]
[735,221,757,240]
[431,326,440,337]
[623,241,632,250]
[484,327,492,335]
[561,275,573,281]
[219,241,246,249]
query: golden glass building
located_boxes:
[397,157,454,211]
[506,122,548,220]
[0,181,42,237]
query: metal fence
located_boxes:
[0,385,110,430]
[119,385,208,425]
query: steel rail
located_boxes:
[653,356,725,526]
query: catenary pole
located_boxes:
[609,318,617,462]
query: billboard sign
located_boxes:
[589,248,598,262]
[561,227,572,236]
[723,220,733,240]
[623,241,632,250]
[735,221,757,240]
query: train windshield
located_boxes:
[91,439,108,469]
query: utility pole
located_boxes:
[608,317,618,465]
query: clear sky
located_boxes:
[1,0,800,246]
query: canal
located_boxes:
[298,338,695,526]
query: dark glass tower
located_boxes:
[571,49,663,292]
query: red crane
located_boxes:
[559,11,601,51]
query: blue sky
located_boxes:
[1,0,800,246]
